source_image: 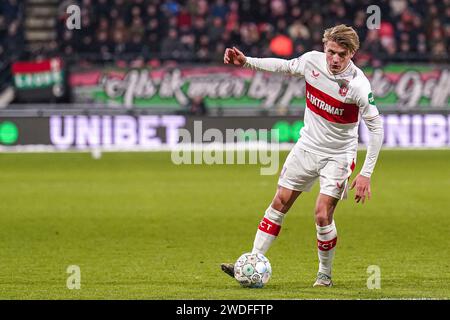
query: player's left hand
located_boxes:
[350,174,371,204]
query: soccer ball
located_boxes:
[233,252,272,288]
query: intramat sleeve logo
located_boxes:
[368,92,376,105]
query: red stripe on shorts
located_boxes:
[258,217,281,236]
[317,237,338,251]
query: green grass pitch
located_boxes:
[0,150,449,299]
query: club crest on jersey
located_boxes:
[311,70,320,78]
[339,84,348,97]
[338,80,349,97]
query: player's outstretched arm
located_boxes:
[224,46,304,76]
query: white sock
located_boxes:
[316,220,338,277]
[252,206,285,255]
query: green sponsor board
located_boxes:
[11,58,66,102]
[12,58,64,89]
[70,64,449,109]
[14,71,64,89]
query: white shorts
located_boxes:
[278,146,356,200]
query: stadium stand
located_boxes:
[51,0,449,66]
[0,0,24,95]
[1,0,448,67]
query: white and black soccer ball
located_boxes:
[233,252,272,288]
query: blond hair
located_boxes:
[322,24,360,54]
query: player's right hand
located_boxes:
[223,46,246,66]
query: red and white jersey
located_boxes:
[246,51,379,158]
[290,51,378,157]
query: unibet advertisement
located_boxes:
[68,64,450,110]
[1,114,450,149]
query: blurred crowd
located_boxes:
[0,0,24,90]
[54,0,449,67]
[1,0,449,68]
[0,0,24,61]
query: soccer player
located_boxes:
[221,25,384,287]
